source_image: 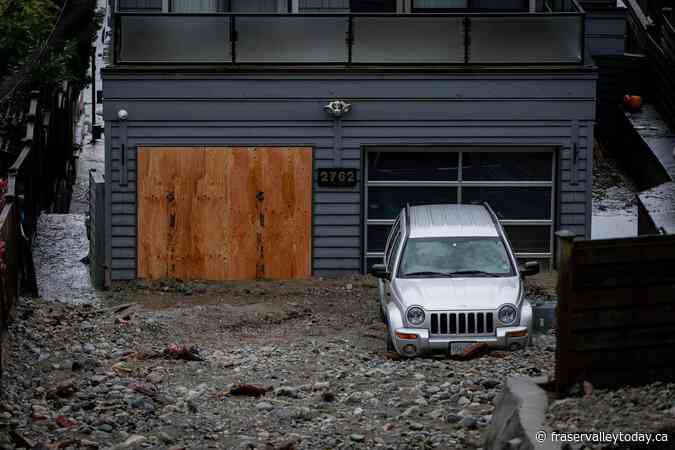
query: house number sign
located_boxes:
[318,168,357,187]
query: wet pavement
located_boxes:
[591,148,640,240]
[32,214,105,304]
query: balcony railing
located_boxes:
[113,5,586,66]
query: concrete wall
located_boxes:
[102,70,597,280]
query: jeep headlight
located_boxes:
[406,307,425,326]
[498,304,518,325]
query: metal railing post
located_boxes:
[230,15,237,64]
[347,15,354,65]
[463,16,471,65]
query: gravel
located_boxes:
[546,381,675,439]
[0,277,556,450]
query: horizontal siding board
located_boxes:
[111,259,136,269]
[315,192,360,204]
[314,269,360,277]
[560,214,587,225]
[104,100,597,122]
[314,215,361,226]
[314,226,360,237]
[112,237,136,247]
[112,248,136,258]
[315,204,360,215]
[112,204,136,214]
[314,258,361,269]
[111,215,136,226]
[112,269,136,280]
[104,77,597,101]
[314,247,361,258]
[112,226,136,237]
[314,237,360,247]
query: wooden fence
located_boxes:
[0,85,80,383]
[555,231,675,393]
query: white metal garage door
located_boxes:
[364,146,556,270]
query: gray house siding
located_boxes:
[585,9,627,56]
[103,71,596,280]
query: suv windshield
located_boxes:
[398,237,514,278]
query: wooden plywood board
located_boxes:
[137,146,312,281]
[259,147,313,279]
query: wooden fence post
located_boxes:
[555,230,575,395]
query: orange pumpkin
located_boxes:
[623,95,642,111]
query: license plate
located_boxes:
[450,342,474,356]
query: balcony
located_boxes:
[113,1,586,66]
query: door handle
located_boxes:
[166,191,175,202]
[256,191,265,202]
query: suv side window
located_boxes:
[384,217,400,267]
[387,230,402,275]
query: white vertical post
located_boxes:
[162,0,169,12]
[278,0,287,12]
[529,0,536,12]
[396,0,404,12]
[291,0,299,12]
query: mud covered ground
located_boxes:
[0,278,556,450]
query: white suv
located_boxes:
[370,203,538,358]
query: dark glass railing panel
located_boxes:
[115,10,584,65]
[352,16,464,63]
[119,15,232,63]
[470,15,583,63]
[236,16,349,63]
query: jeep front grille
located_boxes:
[430,312,495,336]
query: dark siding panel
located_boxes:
[103,72,596,280]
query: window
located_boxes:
[387,231,403,274]
[368,186,458,220]
[412,0,527,10]
[368,151,459,181]
[170,0,280,12]
[300,0,350,11]
[462,187,552,220]
[398,237,515,278]
[462,152,552,181]
[118,0,162,10]
[349,0,396,11]
[503,225,552,253]
[368,224,393,253]
[384,219,400,265]
[414,0,468,9]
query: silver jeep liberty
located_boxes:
[370,203,538,358]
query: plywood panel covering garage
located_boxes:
[138,147,312,280]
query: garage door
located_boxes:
[364,147,555,270]
[138,147,312,280]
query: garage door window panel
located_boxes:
[368,186,458,220]
[462,186,552,220]
[503,225,552,253]
[462,152,553,181]
[368,151,459,181]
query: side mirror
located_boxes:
[369,264,390,280]
[519,261,540,277]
